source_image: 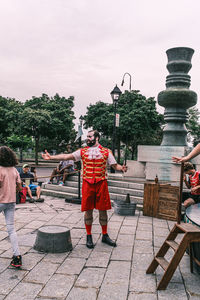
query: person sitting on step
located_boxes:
[182,162,200,208]
[20,164,44,203]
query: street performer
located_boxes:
[42,130,127,248]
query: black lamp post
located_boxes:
[121,72,132,91]
[110,85,122,173]
[121,73,132,164]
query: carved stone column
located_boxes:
[158,47,197,146]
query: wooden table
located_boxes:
[186,203,200,273]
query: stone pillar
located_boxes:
[126,47,199,181]
[158,47,197,146]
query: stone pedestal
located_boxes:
[34,225,72,253]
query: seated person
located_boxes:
[182,162,200,208]
[20,164,44,203]
[48,160,75,186]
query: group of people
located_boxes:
[0,132,200,269]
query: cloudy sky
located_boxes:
[0,0,200,127]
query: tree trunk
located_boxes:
[35,136,39,165]
[20,148,23,163]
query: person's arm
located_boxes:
[33,169,37,181]
[183,175,191,189]
[16,181,22,192]
[42,150,75,161]
[172,143,200,163]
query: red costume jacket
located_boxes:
[189,171,200,195]
[81,145,109,184]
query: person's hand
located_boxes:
[172,156,187,163]
[42,150,51,160]
[122,163,128,173]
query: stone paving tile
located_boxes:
[157,282,188,299]
[129,270,157,293]
[134,239,153,254]
[111,245,133,261]
[4,282,42,300]
[0,269,27,295]
[136,230,152,240]
[153,227,169,237]
[23,261,59,284]
[0,258,10,273]
[42,252,68,264]
[128,292,157,300]
[56,257,86,275]
[0,295,5,300]
[0,232,8,240]
[39,274,76,299]
[119,225,137,235]
[23,220,46,229]
[98,260,130,300]
[154,235,166,248]
[66,287,98,300]
[20,252,45,271]
[1,246,31,258]
[70,228,85,238]
[86,248,111,268]
[138,215,153,224]
[137,222,152,231]
[75,267,105,288]
[68,244,92,259]
[132,253,154,271]
[116,233,135,247]
[18,232,37,247]
[79,233,100,246]
[123,216,138,226]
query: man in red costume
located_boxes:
[42,130,127,248]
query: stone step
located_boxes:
[41,188,143,205]
[42,183,144,198]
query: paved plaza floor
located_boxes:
[0,196,199,300]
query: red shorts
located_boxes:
[81,179,111,212]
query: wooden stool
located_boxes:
[34,225,72,253]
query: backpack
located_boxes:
[16,187,27,204]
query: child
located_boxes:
[0,146,22,268]
[182,162,200,208]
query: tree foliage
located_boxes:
[186,107,200,145]
[83,90,164,160]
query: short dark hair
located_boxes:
[89,130,100,140]
[0,146,18,167]
[184,162,194,172]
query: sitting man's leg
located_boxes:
[183,197,195,208]
[29,184,44,203]
[26,186,35,203]
[49,168,58,183]
[99,210,116,247]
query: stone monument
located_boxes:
[125,47,198,181]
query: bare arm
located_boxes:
[172,143,200,163]
[183,175,191,189]
[42,150,75,161]
[16,182,22,192]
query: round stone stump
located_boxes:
[34,225,72,253]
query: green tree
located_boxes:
[21,94,76,164]
[186,107,200,146]
[83,90,164,161]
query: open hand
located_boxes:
[42,150,51,160]
[172,156,187,163]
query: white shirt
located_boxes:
[72,145,117,166]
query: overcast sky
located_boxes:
[0,0,200,128]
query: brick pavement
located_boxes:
[0,196,199,299]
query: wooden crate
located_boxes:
[143,182,180,221]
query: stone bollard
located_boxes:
[34,225,72,253]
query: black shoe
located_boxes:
[10,255,22,268]
[29,198,35,203]
[36,198,44,202]
[86,235,94,249]
[102,234,117,247]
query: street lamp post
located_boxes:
[121,73,132,164]
[110,85,122,173]
[121,72,132,91]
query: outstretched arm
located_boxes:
[42,150,75,161]
[172,143,200,163]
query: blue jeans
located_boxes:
[0,203,20,256]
